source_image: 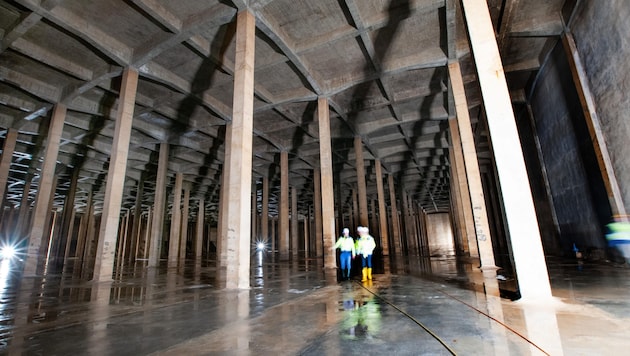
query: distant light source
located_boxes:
[0,245,17,260]
[256,242,266,251]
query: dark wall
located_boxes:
[514,104,561,255]
[528,41,610,254]
[571,1,630,211]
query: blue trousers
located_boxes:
[340,251,352,270]
[361,254,372,268]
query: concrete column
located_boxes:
[93,68,138,281]
[168,172,183,268]
[279,150,289,258]
[448,117,479,257]
[75,192,92,261]
[24,104,66,275]
[218,125,231,267]
[195,198,204,260]
[262,176,269,244]
[0,128,17,204]
[449,61,494,268]
[370,199,377,239]
[223,10,255,289]
[303,212,309,256]
[41,174,58,262]
[291,186,298,256]
[354,137,369,226]
[128,178,144,262]
[179,185,190,263]
[318,97,336,269]
[81,196,96,271]
[448,146,469,255]
[401,191,413,254]
[63,208,77,264]
[143,207,152,259]
[115,211,130,272]
[461,0,551,300]
[352,189,358,230]
[314,169,322,257]
[562,32,626,217]
[149,142,169,267]
[270,217,276,252]
[15,176,32,237]
[375,160,389,256]
[58,167,79,264]
[387,174,401,255]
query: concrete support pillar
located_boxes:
[448,146,469,255]
[168,172,183,268]
[449,61,494,268]
[24,104,66,275]
[179,185,190,262]
[42,175,58,261]
[58,167,79,265]
[448,117,479,257]
[262,176,269,244]
[318,98,336,268]
[15,176,32,237]
[195,198,204,260]
[223,10,255,289]
[352,189,358,230]
[562,32,626,216]
[93,68,138,281]
[303,211,309,256]
[149,142,169,267]
[128,178,144,262]
[143,207,152,259]
[401,192,413,254]
[354,136,368,226]
[75,193,91,261]
[291,186,298,256]
[370,199,377,239]
[81,195,97,273]
[461,0,551,299]
[168,172,184,268]
[270,217,276,252]
[115,211,130,273]
[387,174,401,255]
[375,160,389,256]
[279,150,289,258]
[218,125,230,266]
[0,128,17,205]
[314,168,323,257]
[63,208,77,263]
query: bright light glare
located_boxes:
[0,245,16,260]
[257,242,266,250]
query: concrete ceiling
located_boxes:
[0,0,568,223]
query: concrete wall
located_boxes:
[426,212,454,256]
[528,41,610,254]
[571,1,630,212]
[514,104,560,255]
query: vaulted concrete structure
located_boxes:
[1,0,630,353]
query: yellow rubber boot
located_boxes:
[361,267,367,282]
[367,267,372,280]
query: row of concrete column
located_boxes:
[6,2,617,301]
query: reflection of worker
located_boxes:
[341,290,381,340]
[334,228,356,280]
[356,226,376,282]
[606,216,630,264]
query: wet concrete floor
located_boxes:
[0,252,629,355]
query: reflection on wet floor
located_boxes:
[0,253,629,355]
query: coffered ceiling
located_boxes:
[0,0,569,222]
